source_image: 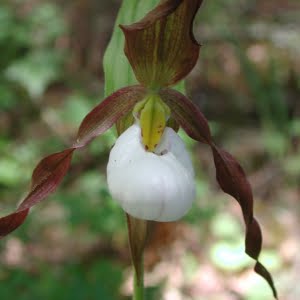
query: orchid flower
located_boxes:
[0,0,277,298]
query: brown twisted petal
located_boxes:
[0,85,146,239]
[0,209,29,238]
[120,0,202,88]
[160,88,278,299]
[0,149,74,238]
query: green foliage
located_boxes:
[0,1,65,104]
[60,93,96,125]
[60,172,125,237]
[235,44,290,156]
[0,261,124,300]
[5,50,63,98]
[0,140,41,188]
[284,154,300,177]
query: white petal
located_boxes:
[107,124,195,222]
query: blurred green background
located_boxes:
[0,0,299,299]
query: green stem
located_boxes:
[133,256,144,300]
[126,215,147,300]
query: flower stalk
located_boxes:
[126,215,148,300]
[133,257,144,300]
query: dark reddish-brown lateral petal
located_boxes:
[0,86,146,239]
[120,0,202,88]
[0,149,73,239]
[211,147,253,223]
[0,209,29,238]
[75,85,146,147]
[159,88,211,143]
[212,147,278,299]
[161,89,277,298]
[18,149,74,211]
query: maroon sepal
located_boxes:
[121,0,203,88]
[0,85,146,239]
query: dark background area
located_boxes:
[0,0,299,299]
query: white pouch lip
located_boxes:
[107,124,195,222]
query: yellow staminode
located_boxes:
[133,94,170,152]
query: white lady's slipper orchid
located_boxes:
[0,1,277,296]
[107,124,195,222]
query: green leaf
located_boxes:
[103,0,156,96]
